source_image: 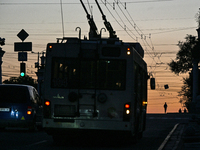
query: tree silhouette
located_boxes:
[168,35,197,74]
[168,35,199,111]
[3,75,37,89]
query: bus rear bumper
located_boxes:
[43,118,132,135]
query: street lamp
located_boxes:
[31,50,46,96]
[0,47,5,84]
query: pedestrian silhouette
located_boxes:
[164,102,168,113]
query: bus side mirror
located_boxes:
[150,78,155,90]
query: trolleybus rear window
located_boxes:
[51,58,126,90]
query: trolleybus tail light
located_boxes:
[44,100,51,118]
[127,48,131,55]
[125,104,130,109]
[27,106,32,115]
[123,102,131,121]
[45,101,50,106]
[49,45,53,49]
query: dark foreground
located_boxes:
[0,113,191,150]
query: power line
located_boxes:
[114,0,173,4]
[114,0,162,69]
[151,27,196,35]
[95,0,169,77]
[100,0,137,41]
[0,1,173,5]
[135,17,194,22]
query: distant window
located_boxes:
[102,47,121,57]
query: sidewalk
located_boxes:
[180,115,200,150]
[158,123,185,150]
[159,114,200,150]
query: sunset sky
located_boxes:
[1,0,200,113]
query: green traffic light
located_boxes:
[20,72,25,77]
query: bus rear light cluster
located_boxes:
[127,48,131,55]
[123,102,131,121]
[44,100,51,118]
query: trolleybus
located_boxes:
[42,0,148,142]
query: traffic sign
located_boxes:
[17,29,29,41]
[18,52,27,61]
[14,42,32,51]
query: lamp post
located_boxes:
[0,47,5,84]
[192,8,200,103]
[0,37,5,84]
[192,28,200,103]
[190,27,200,114]
[190,9,200,113]
[32,51,46,96]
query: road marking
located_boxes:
[157,123,179,150]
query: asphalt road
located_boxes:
[0,113,190,150]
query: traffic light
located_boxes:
[20,63,26,77]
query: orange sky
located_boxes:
[1,0,200,113]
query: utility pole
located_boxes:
[191,9,200,113]
[192,9,200,103]
[192,29,199,102]
[0,37,5,84]
[35,51,45,96]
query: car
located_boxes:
[0,84,42,131]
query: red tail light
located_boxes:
[27,106,32,115]
[125,104,130,109]
[27,110,32,115]
[44,100,51,118]
[45,101,50,106]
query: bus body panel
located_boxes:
[42,38,147,137]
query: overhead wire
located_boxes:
[115,1,161,57]
[101,0,162,74]
[87,0,92,15]
[118,1,168,76]
[1,1,183,83]
[0,1,173,5]
[111,1,156,60]
[98,0,184,96]
[100,0,137,41]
